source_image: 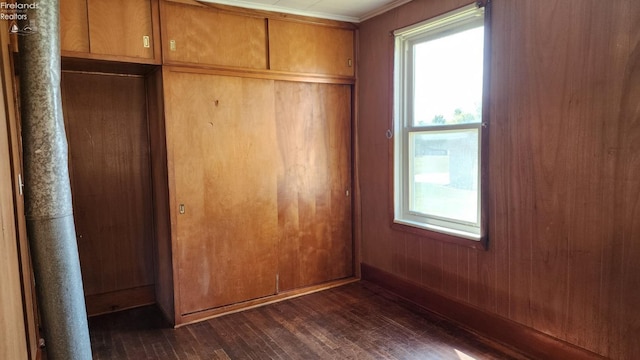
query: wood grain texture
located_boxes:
[85,285,155,316]
[0,27,28,360]
[161,1,268,69]
[2,25,40,359]
[162,68,354,321]
[60,0,90,53]
[146,69,176,323]
[362,264,605,360]
[275,81,353,291]
[88,282,525,360]
[612,2,640,356]
[357,0,640,358]
[162,64,355,86]
[178,278,357,326]
[61,72,155,302]
[61,50,162,65]
[269,20,355,77]
[61,57,157,75]
[163,71,279,315]
[356,4,398,275]
[87,0,155,59]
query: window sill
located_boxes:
[391,221,488,250]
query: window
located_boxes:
[393,2,489,243]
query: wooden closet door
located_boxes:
[61,72,155,311]
[164,71,279,314]
[275,81,353,291]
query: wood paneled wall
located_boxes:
[357,0,640,359]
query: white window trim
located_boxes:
[393,3,486,241]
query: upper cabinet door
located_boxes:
[87,0,155,59]
[161,2,268,69]
[269,20,355,77]
[61,0,90,53]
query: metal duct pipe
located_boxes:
[17,1,92,359]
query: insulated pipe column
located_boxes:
[17,1,92,359]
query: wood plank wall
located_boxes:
[356,0,640,359]
[0,36,28,360]
[2,23,39,359]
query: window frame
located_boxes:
[391,1,491,249]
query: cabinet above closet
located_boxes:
[60,0,356,78]
[160,1,268,69]
[268,20,355,77]
[60,0,161,64]
[159,0,356,79]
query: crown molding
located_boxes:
[360,0,413,22]
[199,0,415,23]
[198,0,360,23]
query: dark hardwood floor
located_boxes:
[88,281,529,359]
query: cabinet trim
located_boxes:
[164,64,355,85]
[61,50,161,65]
[176,277,358,327]
[85,286,155,316]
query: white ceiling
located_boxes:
[200,0,413,23]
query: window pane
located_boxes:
[409,129,478,223]
[413,27,484,126]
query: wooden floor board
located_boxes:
[88,282,529,360]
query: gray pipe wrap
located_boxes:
[18,0,92,359]
[19,0,71,219]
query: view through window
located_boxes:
[394,3,487,240]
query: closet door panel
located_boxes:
[164,71,279,314]
[275,81,353,291]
